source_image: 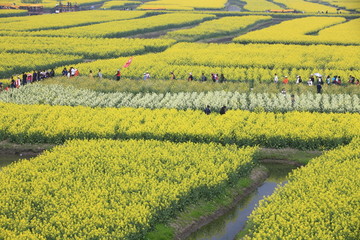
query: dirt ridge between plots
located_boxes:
[0,140,54,156]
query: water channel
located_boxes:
[187,163,298,240]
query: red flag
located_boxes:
[123,57,133,68]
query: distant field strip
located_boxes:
[243,0,283,11]
[164,16,271,41]
[322,0,360,11]
[0,11,146,31]
[0,36,175,58]
[17,13,215,38]
[58,42,360,82]
[0,0,112,8]
[234,16,360,45]
[244,137,360,239]
[137,0,227,10]
[273,0,341,13]
[102,0,142,8]
[0,9,27,17]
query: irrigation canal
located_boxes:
[187,163,298,240]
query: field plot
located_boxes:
[2,84,360,113]
[0,9,27,17]
[164,15,271,41]
[0,11,146,31]
[0,102,359,149]
[0,52,83,78]
[137,0,227,10]
[273,0,341,13]
[0,36,175,59]
[101,0,142,9]
[244,137,360,239]
[14,13,215,38]
[234,16,360,45]
[62,42,360,82]
[322,0,360,11]
[242,0,283,11]
[0,139,256,239]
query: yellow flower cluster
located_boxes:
[61,42,360,82]
[0,35,175,59]
[244,137,360,239]
[137,0,227,10]
[164,15,271,41]
[234,16,360,45]
[0,10,145,32]
[0,139,257,239]
[0,102,359,149]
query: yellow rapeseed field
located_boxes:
[244,137,360,239]
[0,139,257,239]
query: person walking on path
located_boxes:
[201,73,207,82]
[219,73,226,83]
[317,83,322,94]
[283,76,289,84]
[188,73,194,81]
[220,106,226,115]
[204,105,211,115]
[143,72,150,80]
[170,72,176,80]
[115,69,121,81]
[274,73,279,83]
[98,69,103,79]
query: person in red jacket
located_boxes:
[283,76,289,84]
[115,69,121,81]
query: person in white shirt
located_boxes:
[274,74,279,83]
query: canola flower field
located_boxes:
[0,36,175,59]
[164,15,271,41]
[0,2,359,239]
[0,102,359,149]
[0,10,146,32]
[234,17,360,45]
[243,137,360,239]
[47,42,360,82]
[1,84,359,113]
[0,139,257,239]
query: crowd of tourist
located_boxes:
[1,67,359,93]
[274,74,359,86]
[1,69,55,90]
